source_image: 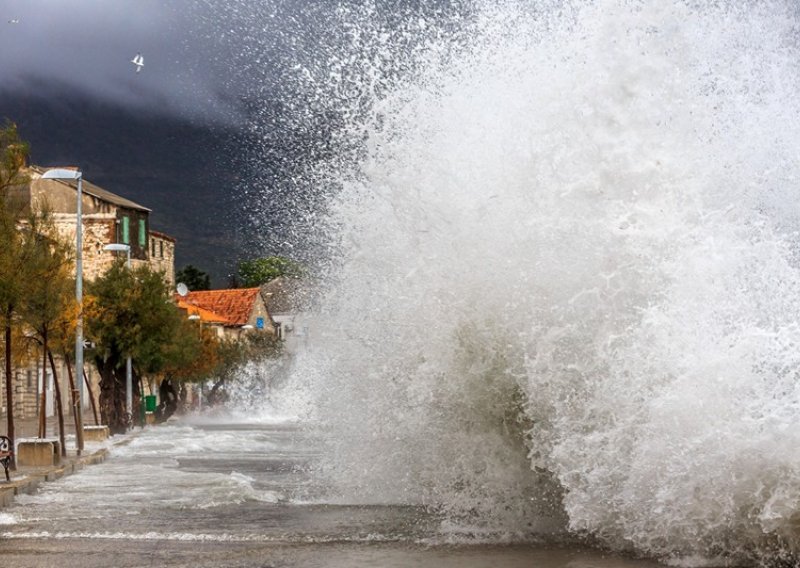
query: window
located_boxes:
[159,241,164,258]
[151,239,156,257]
[121,216,130,244]
[139,219,146,247]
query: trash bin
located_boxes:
[144,395,157,413]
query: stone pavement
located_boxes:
[0,445,110,507]
[0,411,130,509]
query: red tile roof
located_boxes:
[177,288,261,326]
[175,300,228,325]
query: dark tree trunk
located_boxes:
[130,371,143,428]
[208,378,226,406]
[38,331,47,438]
[97,356,127,435]
[47,349,66,457]
[82,367,100,426]
[155,378,178,423]
[178,382,187,414]
[3,316,15,470]
[64,354,84,455]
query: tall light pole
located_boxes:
[41,168,84,452]
[103,243,132,419]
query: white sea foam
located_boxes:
[233,0,800,564]
[0,530,403,544]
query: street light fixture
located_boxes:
[103,243,131,257]
[102,243,133,419]
[41,168,84,453]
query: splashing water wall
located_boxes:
[245,0,800,563]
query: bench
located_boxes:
[0,436,13,481]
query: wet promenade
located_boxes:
[0,415,662,568]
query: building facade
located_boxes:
[148,231,177,288]
[0,166,177,425]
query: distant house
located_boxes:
[176,288,275,340]
[259,277,312,353]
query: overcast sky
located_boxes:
[0,0,250,123]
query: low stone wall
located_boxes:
[83,425,109,442]
[17,439,61,467]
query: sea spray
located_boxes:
[226,0,800,563]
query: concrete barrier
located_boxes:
[17,439,61,467]
[83,425,110,442]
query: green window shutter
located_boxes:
[122,216,129,244]
[139,219,146,246]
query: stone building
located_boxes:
[0,166,177,425]
[148,231,177,288]
[23,166,175,283]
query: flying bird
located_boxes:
[131,53,144,73]
[8,19,19,24]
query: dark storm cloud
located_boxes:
[0,0,244,123]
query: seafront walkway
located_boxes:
[0,412,131,508]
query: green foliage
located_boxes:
[0,204,23,320]
[0,121,34,323]
[175,264,211,291]
[218,332,282,380]
[86,262,192,375]
[237,256,304,287]
[1,203,72,336]
[17,217,75,343]
[0,120,30,198]
[164,318,205,372]
[210,337,248,381]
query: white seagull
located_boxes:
[131,53,144,73]
[8,19,20,24]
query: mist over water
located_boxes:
[238,0,800,564]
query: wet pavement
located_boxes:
[0,415,663,567]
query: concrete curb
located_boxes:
[0,441,124,508]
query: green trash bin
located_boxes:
[144,395,157,413]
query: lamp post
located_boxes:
[103,243,133,421]
[41,168,84,453]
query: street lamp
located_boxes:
[41,168,84,452]
[103,243,133,419]
[103,243,131,259]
